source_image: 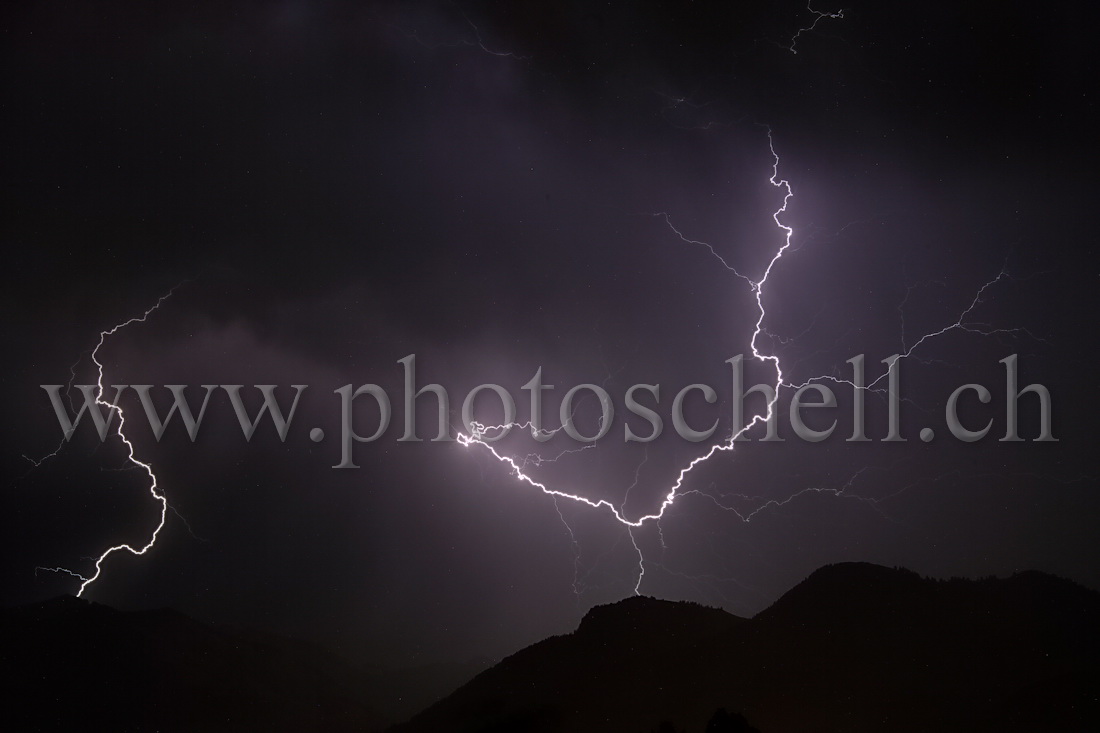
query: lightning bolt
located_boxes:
[786,3,845,55]
[456,130,798,594]
[457,128,1026,598]
[36,289,178,597]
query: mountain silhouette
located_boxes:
[392,563,1100,732]
[4,564,1097,732]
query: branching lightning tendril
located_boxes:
[786,3,845,55]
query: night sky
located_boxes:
[3,1,1098,669]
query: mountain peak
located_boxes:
[577,594,742,641]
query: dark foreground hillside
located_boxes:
[3,564,1097,732]
[394,563,1100,733]
[0,595,380,732]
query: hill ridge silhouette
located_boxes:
[393,562,1100,733]
[4,563,1097,732]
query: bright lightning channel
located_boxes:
[456,130,796,594]
[36,289,177,597]
[456,130,1016,597]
